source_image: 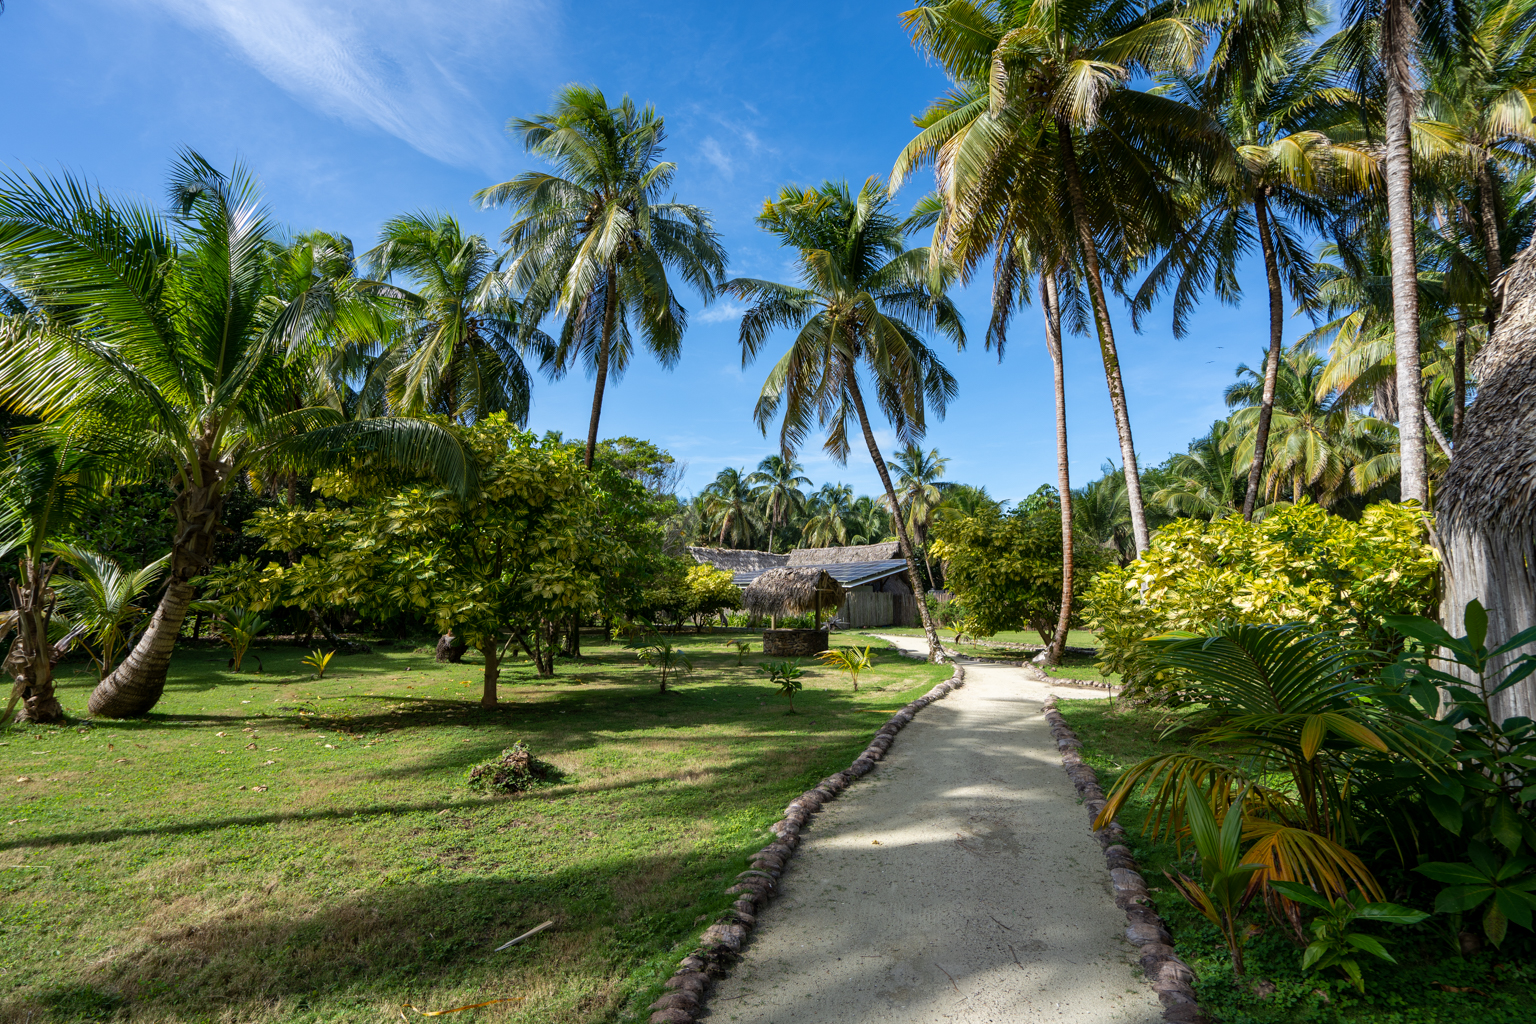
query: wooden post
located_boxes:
[815,585,822,629]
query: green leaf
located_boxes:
[1270,880,1335,913]
[1424,794,1464,836]
[1301,714,1327,761]
[1485,902,1509,947]
[1301,941,1325,971]
[1464,600,1488,651]
[1495,888,1536,930]
[1345,932,1396,963]
[1416,862,1488,885]
[1493,804,1527,856]
[1434,885,1494,913]
[1384,615,1458,652]
[1355,903,1430,925]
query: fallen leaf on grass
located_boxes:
[215,732,227,737]
[400,997,523,1018]
[245,743,258,750]
[15,777,30,783]
[253,785,268,792]
[114,758,129,764]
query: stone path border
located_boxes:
[1042,697,1204,1024]
[644,663,967,1024]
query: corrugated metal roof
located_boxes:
[732,559,908,588]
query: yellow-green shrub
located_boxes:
[1083,502,1438,694]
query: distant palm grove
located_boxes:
[3,0,1536,717]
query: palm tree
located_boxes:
[1134,15,1369,520]
[747,455,811,553]
[365,212,543,424]
[901,0,1211,556]
[1224,349,1390,506]
[0,152,469,717]
[703,467,761,548]
[890,443,948,585]
[1154,421,1246,518]
[476,85,728,468]
[846,494,894,545]
[726,178,963,660]
[801,483,855,547]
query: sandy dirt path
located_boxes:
[703,637,1161,1024]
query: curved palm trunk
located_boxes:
[845,370,944,661]
[1243,192,1287,522]
[7,558,64,725]
[89,471,225,718]
[1382,2,1428,505]
[1453,315,1467,443]
[1040,272,1073,667]
[584,269,619,470]
[1478,158,1505,329]
[1056,117,1150,555]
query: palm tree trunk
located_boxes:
[1243,192,1286,522]
[480,639,499,708]
[7,559,63,725]
[1382,1,1428,505]
[1041,271,1073,667]
[1425,402,1453,461]
[1056,117,1150,555]
[585,269,618,469]
[1478,158,1504,327]
[1453,315,1467,443]
[845,369,944,661]
[89,470,225,718]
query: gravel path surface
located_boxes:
[703,637,1162,1024]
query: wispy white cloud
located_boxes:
[696,299,745,324]
[142,0,552,170]
[699,137,733,180]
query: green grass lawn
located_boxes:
[0,633,950,1024]
[1056,699,1536,1024]
[860,628,1119,687]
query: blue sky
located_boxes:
[0,0,1275,503]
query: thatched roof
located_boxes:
[686,547,788,574]
[788,542,901,565]
[742,568,847,618]
[1439,244,1536,536]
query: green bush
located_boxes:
[1083,502,1437,694]
[465,741,564,793]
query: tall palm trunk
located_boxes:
[89,465,225,718]
[6,558,63,724]
[584,268,618,469]
[1243,191,1287,521]
[1056,117,1150,554]
[1478,158,1504,328]
[1041,271,1073,667]
[845,367,944,661]
[1453,315,1467,443]
[479,639,499,708]
[1382,2,1428,505]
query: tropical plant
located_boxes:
[800,483,854,547]
[748,455,811,553]
[682,562,742,629]
[477,85,728,467]
[889,443,948,583]
[0,151,469,717]
[1416,842,1536,947]
[1084,502,1438,691]
[726,639,753,666]
[1096,623,1412,904]
[1152,422,1245,520]
[726,178,961,660]
[365,211,544,424]
[197,603,267,673]
[53,545,169,680]
[1163,779,1265,976]
[1269,881,1429,992]
[816,645,873,691]
[625,632,693,693]
[759,659,804,712]
[302,648,336,680]
[702,468,761,548]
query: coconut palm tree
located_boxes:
[0,151,470,717]
[1154,421,1246,519]
[53,546,169,680]
[890,443,948,585]
[703,467,761,548]
[726,178,963,660]
[476,85,728,468]
[365,212,544,424]
[901,0,1212,556]
[801,482,855,547]
[748,455,811,553]
[846,494,894,545]
[1133,13,1370,520]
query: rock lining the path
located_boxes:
[1042,698,1205,1024]
[644,663,966,1024]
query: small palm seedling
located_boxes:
[760,659,804,713]
[1269,881,1428,992]
[726,639,753,666]
[194,602,268,673]
[1162,779,1264,975]
[302,648,336,679]
[625,633,693,693]
[817,645,873,691]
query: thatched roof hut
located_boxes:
[742,567,847,622]
[686,546,788,575]
[787,542,902,566]
[1438,244,1536,720]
